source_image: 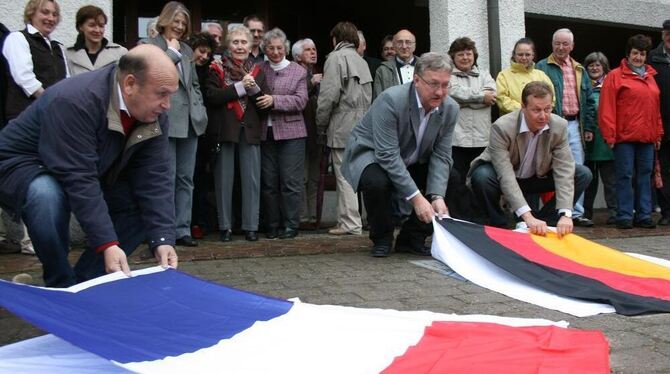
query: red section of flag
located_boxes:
[485,226,670,300]
[382,321,609,374]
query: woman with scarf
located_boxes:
[65,5,127,76]
[258,28,308,239]
[206,26,268,242]
[599,34,664,229]
[496,37,554,115]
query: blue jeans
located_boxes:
[21,175,146,288]
[614,142,654,222]
[567,120,585,217]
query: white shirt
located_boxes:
[396,57,415,84]
[406,90,439,200]
[2,24,69,97]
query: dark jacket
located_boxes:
[649,43,670,140]
[583,77,614,161]
[205,65,269,145]
[0,22,9,126]
[0,64,176,249]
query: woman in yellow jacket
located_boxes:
[496,38,554,114]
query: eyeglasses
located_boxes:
[514,53,533,57]
[394,40,415,46]
[416,74,449,91]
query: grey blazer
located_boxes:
[139,35,207,138]
[342,82,458,200]
[468,110,575,212]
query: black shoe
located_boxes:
[573,216,594,227]
[266,228,279,239]
[606,216,617,225]
[658,216,670,226]
[245,231,258,241]
[279,228,298,239]
[219,230,233,242]
[616,220,633,229]
[176,235,198,247]
[371,244,391,257]
[395,240,431,256]
[634,219,656,229]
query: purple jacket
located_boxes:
[260,61,308,141]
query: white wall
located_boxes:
[1,0,113,47]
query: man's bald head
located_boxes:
[119,44,178,85]
[119,44,179,123]
[393,29,416,62]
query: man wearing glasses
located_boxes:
[373,29,418,99]
[243,15,265,64]
[469,81,592,238]
[341,52,458,258]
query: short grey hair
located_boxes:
[552,28,574,44]
[357,30,366,44]
[415,52,453,76]
[292,38,315,61]
[262,27,290,54]
[204,22,223,33]
[226,25,252,46]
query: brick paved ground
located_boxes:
[1,212,670,373]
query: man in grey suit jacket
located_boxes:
[469,81,592,237]
[342,52,458,257]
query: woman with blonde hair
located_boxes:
[141,1,208,247]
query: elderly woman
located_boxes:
[258,28,308,239]
[316,21,372,236]
[3,0,67,122]
[496,37,554,115]
[140,1,208,247]
[292,38,322,227]
[582,52,616,224]
[206,26,268,242]
[65,5,127,76]
[599,34,664,229]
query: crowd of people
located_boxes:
[1,0,669,285]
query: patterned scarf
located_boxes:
[210,56,260,120]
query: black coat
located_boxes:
[650,43,670,140]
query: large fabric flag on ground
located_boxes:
[0,267,610,373]
[432,218,670,317]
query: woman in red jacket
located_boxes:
[599,34,664,229]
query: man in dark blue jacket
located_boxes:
[0,45,179,287]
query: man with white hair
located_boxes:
[203,22,223,46]
[357,30,381,79]
[536,28,594,227]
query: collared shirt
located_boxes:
[405,90,439,200]
[514,114,549,217]
[395,56,416,84]
[556,55,579,116]
[2,24,70,96]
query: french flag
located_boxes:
[0,267,610,373]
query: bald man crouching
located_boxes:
[0,45,179,287]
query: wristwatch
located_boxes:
[428,194,444,202]
[558,211,572,218]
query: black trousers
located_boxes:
[657,140,670,219]
[358,163,435,246]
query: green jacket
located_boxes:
[536,55,592,139]
[583,78,614,161]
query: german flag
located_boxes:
[438,219,670,316]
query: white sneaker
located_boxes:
[12,273,33,284]
[20,242,35,255]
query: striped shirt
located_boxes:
[558,57,579,116]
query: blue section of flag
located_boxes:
[0,269,293,363]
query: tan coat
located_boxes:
[469,110,575,212]
[65,41,127,76]
[316,42,372,148]
[449,65,496,148]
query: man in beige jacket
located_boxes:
[316,22,373,235]
[469,81,591,237]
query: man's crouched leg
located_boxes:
[358,164,394,257]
